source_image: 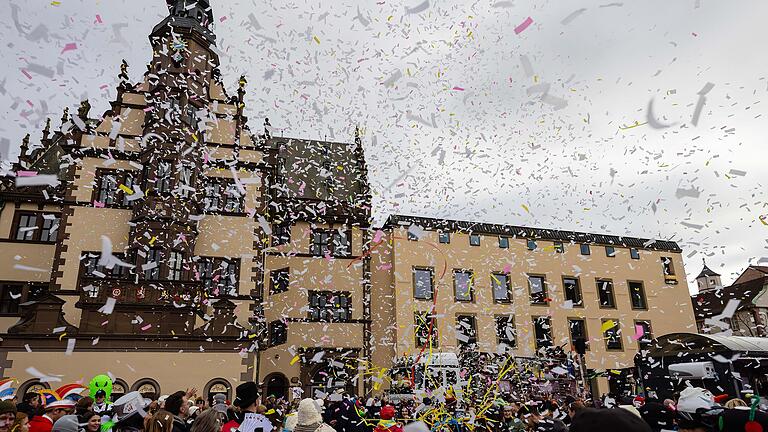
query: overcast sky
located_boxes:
[1,0,767,291]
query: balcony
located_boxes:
[78,278,203,308]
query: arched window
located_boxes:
[203,379,231,405]
[131,378,161,401]
[18,379,50,396]
[112,379,129,402]
[263,373,288,400]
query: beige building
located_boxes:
[370,215,697,395]
[0,0,696,402]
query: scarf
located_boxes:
[376,420,397,430]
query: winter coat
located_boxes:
[28,415,54,432]
[171,415,188,432]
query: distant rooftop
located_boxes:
[382,214,682,253]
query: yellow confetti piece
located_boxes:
[313,36,320,44]
[521,204,529,213]
[760,215,768,226]
[118,184,134,195]
[149,236,157,246]
[265,409,275,415]
[290,355,300,365]
[601,320,616,332]
[51,1,61,5]
[59,332,67,341]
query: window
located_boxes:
[0,284,22,314]
[562,277,583,307]
[568,318,589,351]
[528,275,547,305]
[533,316,553,349]
[269,268,289,294]
[439,232,450,244]
[331,230,351,257]
[167,252,185,281]
[196,257,239,296]
[605,246,616,257]
[95,171,119,205]
[580,244,591,255]
[156,161,173,193]
[223,183,244,213]
[271,222,291,246]
[415,311,438,348]
[202,182,222,211]
[143,249,161,280]
[268,320,288,346]
[177,166,193,198]
[527,239,537,250]
[81,252,128,279]
[469,234,480,246]
[407,231,418,241]
[661,257,675,275]
[310,229,352,257]
[413,267,434,300]
[630,248,640,260]
[627,281,647,310]
[13,212,60,243]
[554,242,564,253]
[603,320,623,350]
[635,320,653,348]
[498,237,509,249]
[453,270,474,302]
[492,273,511,303]
[495,316,516,348]
[455,315,478,347]
[597,279,616,308]
[308,291,351,322]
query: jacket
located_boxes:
[28,415,54,432]
[172,415,188,432]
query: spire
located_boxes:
[42,118,51,141]
[154,0,216,44]
[19,134,30,164]
[697,258,721,279]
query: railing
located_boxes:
[78,278,204,306]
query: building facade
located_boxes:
[370,216,697,395]
[0,1,697,401]
[693,264,768,337]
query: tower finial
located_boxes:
[60,107,69,127]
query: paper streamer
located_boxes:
[514,17,533,34]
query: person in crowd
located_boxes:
[112,391,151,432]
[29,400,75,432]
[566,401,584,420]
[78,411,101,432]
[221,382,259,432]
[724,398,748,409]
[163,392,189,432]
[373,405,400,432]
[75,398,94,418]
[498,404,524,432]
[186,407,200,429]
[570,408,651,432]
[638,395,675,432]
[717,407,768,432]
[51,416,78,432]
[195,400,205,412]
[146,411,174,432]
[0,401,18,432]
[16,395,41,421]
[675,387,721,432]
[294,399,334,432]
[11,412,29,432]
[93,391,111,415]
[191,410,222,432]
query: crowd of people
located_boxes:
[1,381,767,432]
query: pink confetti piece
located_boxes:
[21,69,32,80]
[141,324,152,331]
[632,324,645,341]
[514,16,533,35]
[95,14,103,24]
[503,264,512,273]
[16,170,38,177]
[377,263,393,271]
[373,230,384,243]
[219,16,227,22]
[93,200,105,208]
[143,107,154,112]
[452,86,465,91]
[61,43,78,54]
[99,84,109,90]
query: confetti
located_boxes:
[514,16,534,34]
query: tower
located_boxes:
[696,259,722,293]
